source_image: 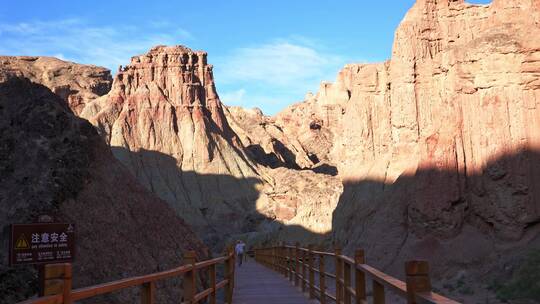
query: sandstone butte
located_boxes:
[0,0,539,303]
[0,61,206,303]
[78,45,343,247]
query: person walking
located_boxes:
[235,240,246,267]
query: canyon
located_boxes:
[1,0,539,302]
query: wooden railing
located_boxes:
[18,250,236,304]
[255,243,460,304]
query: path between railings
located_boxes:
[233,258,317,304]
[254,244,461,304]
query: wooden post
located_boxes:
[335,246,343,304]
[281,243,287,277]
[272,246,276,271]
[183,251,197,304]
[354,249,366,304]
[273,246,277,271]
[283,244,288,276]
[287,245,293,282]
[373,280,385,304]
[278,245,282,274]
[295,242,300,286]
[308,245,315,299]
[276,245,280,272]
[224,248,234,304]
[274,245,281,273]
[301,247,307,293]
[141,282,155,304]
[276,246,280,272]
[41,263,72,304]
[209,263,217,304]
[405,261,431,304]
[231,246,236,293]
[344,261,351,304]
[274,245,281,272]
[284,243,290,280]
[319,252,326,304]
[273,246,277,272]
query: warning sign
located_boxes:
[9,223,75,266]
[15,234,30,250]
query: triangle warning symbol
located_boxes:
[15,234,30,250]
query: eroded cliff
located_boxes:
[226,0,540,301]
[79,46,341,245]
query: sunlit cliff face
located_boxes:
[237,0,540,238]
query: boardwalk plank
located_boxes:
[233,259,318,304]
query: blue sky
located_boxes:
[0,0,492,115]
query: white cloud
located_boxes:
[213,38,349,114]
[220,88,246,105]
[0,19,193,71]
[215,40,344,88]
[219,89,293,114]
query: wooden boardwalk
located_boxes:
[17,246,461,304]
[233,258,318,304]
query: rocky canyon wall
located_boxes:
[230,0,540,242]
[325,0,540,241]
[226,0,540,300]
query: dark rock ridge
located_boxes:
[0,76,206,303]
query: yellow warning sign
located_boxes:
[15,234,30,250]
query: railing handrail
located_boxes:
[254,244,460,304]
[18,251,236,304]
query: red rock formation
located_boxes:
[0,56,112,114]
[230,0,540,239]
[77,45,343,245]
[328,0,540,240]
[80,46,266,245]
[227,1,540,300]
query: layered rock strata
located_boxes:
[79,46,341,245]
[226,0,540,300]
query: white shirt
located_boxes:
[235,243,245,254]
